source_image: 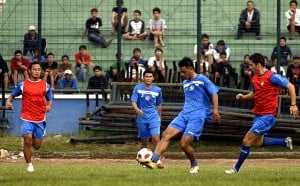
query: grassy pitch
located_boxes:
[0,159,299,186]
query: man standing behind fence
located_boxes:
[225,53,298,175]
[131,70,164,168]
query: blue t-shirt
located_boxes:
[131,84,163,123]
[182,74,219,115]
[59,77,78,89]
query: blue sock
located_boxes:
[151,153,160,163]
[262,137,286,147]
[190,159,198,166]
[234,145,251,172]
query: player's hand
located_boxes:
[212,111,221,124]
[46,105,52,112]
[236,93,244,100]
[6,101,13,110]
[290,105,299,118]
[135,109,143,116]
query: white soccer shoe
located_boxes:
[225,167,238,175]
[189,165,199,174]
[27,164,34,172]
[285,137,293,151]
[157,160,164,169]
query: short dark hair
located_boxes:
[178,57,194,69]
[155,48,163,54]
[29,61,41,70]
[47,52,55,58]
[61,54,69,61]
[280,36,287,41]
[290,0,298,6]
[217,40,225,46]
[220,51,227,56]
[79,45,87,50]
[91,8,98,13]
[134,10,141,15]
[244,54,250,59]
[14,50,22,56]
[200,33,209,40]
[93,65,102,72]
[153,7,161,14]
[133,48,141,53]
[249,53,265,67]
[143,70,154,77]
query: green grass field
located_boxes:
[0,159,299,186]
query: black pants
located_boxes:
[237,24,260,37]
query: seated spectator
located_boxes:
[111,0,128,34]
[0,54,9,89]
[42,53,58,90]
[23,25,47,56]
[239,54,252,90]
[122,10,147,40]
[270,58,286,76]
[129,48,147,67]
[235,1,261,40]
[214,52,232,86]
[148,48,166,82]
[10,50,30,86]
[106,53,127,82]
[193,33,214,75]
[263,55,272,70]
[285,0,300,40]
[149,7,167,48]
[271,36,292,66]
[58,55,72,78]
[87,66,107,89]
[81,8,113,48]
[59,69,78,90]
[29,48,46,63]
[75,45,94,82]
[213,40,230,63]
[286,54,300,95]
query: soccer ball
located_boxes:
[136,148,153,163]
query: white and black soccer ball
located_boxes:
[136,148,153,163]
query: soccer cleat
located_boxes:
[157,160,164,169]
[144,161,157,169]
[189,165,199,174]
[27,164,34,172]
[285,137,293,150]
[225,167,238,175]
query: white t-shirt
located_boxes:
[271,66,286,76]
[148,56,165,69]
[285,9,300,26]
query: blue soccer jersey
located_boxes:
[131,84,163,123]
[182,74,219,116]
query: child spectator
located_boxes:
[81,8,113,48]
[58,55,72,78]
[111,0,128,34]
[122,10,147,40]
[75,45,94,82]
[87,66,107,89]
[42,53,58,90]
[285,0,300,40]
[29,48,46,63]
[271,36,292,66]
[239,54,252,90]
[149,7,167,48]
[10,50,30,86]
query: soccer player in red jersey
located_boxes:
[6,62,54,172]
[225,53,298,174]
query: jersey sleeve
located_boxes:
[270,73,289,88]
[130,86,139,102]
[11,82,23,97]
[156,88,163,105]
[46,83,54,101]
[203,76,220,96]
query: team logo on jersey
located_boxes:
[189,85,195,91]
[145,95,151,101]
[260,81,264,86]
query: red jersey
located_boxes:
[10,57,30,72]
[251,70,280,116]
[74,52,91,68]
[12,79,53,122]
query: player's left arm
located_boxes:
[211,94,221,123]
[271,74,298,117]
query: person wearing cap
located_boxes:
[286,54,300,95]
[111,0,128,34]
[59,69,78,90]
[23,25,47,56]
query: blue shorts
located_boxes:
[169,111,205,140]
[250,115,276,135]
[137,118,160,140]
[21,120,46,139]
